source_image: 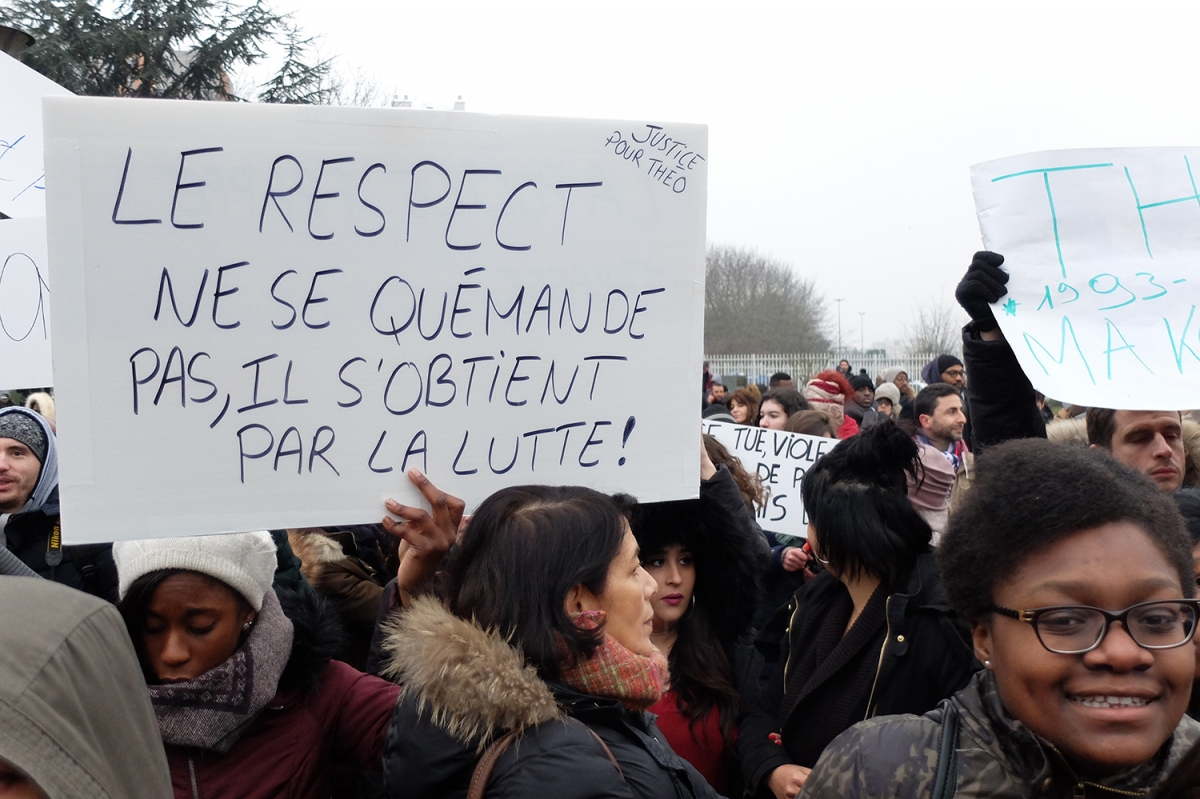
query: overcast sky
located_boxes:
[276,0,1200,351]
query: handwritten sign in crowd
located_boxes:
[43,98,708,543]
[0,217,52,389]
[972,147,1200,409]
[703,421,836,538]
[0,52,72,219]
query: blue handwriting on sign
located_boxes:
[1123,156,1200,259]
[992,163,1114,279]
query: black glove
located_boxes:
[955,251,1008,332]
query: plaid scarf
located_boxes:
[148,589,293,753]
[558,610,669,711]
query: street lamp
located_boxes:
[835,298,844,356]
[859,312,865,355]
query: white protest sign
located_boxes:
[0,53,72,218]
[0,217,53,389]
[702,421,836,537]
[972,148,1200,409]
[43,97,707,543]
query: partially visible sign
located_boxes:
[0,217,52,389]
[702,421,836,537]
[0,53,72,218]
[972,147,1200,408]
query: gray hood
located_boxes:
[0,577,172,799]
[0,406,58,515]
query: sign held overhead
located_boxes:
[43,98,708,543]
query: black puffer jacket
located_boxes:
[739,553,977,795]
[381,598,725,799]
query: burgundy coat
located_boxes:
[165,659,400,799]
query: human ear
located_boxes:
[972,619,994,667]
[564,584,602,616]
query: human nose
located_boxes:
[1083,620,1155,672]
[158,629,191,668]
[1151,434,1173,460]
[664,562,683,587]
[641,567,657,599]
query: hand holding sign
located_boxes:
[385,468,462,608]
[954,251,1009,334]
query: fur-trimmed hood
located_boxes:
[381,597,562,748]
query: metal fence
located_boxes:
[704,353,940,388]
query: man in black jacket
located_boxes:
[0,406,118,600]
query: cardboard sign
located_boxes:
[0,53,72,218]
[702,421,837,537]
[0,217,53,389]
[43,98,707,543]
[972,148,1200,408]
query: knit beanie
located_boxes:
[875,382,901,406]
[849,374,874,392]
[936,355,963,375]
[881,366,907,385]
[803,370,852,407]
[112,531,278,611]
[0,410,47,464]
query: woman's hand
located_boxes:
[768,764,812,799]
[700,434,718,481]
[781,546,809,572]
[383,469,463,607]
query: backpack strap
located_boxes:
[931,700,960,799]
[467,725,622,799]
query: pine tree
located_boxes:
[1,0,332,103]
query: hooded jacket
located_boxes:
[0,406,118,600]
[0,576,172,799]
[381,597,725,799]
[739,553,977,795]
[801,670,1200,798]
[161,588,400,799]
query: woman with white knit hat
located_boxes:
[113,529,404,799]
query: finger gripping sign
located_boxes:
[702,421,837,537]
[43,98,707,543]
[971,147,1200,409]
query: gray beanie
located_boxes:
[0,410,47,463]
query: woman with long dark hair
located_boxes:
[381,478,726,798]
[738,421,976,799]
[629,442,769,794]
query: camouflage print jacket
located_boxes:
[801,671,1200,799]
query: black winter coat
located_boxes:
[381,598,725,799]
[738,554,977,796]
[3,489,119,603]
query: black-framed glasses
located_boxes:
[990,599,1200,654]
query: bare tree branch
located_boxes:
[705,245,829,353]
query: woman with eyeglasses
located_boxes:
[801,439,1200,799]
[738,421,977,799]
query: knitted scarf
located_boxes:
[558,610,669,711]
[147,589,294,753]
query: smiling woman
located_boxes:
[800,439,1200,799]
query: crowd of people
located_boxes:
[4,250,1200,798]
